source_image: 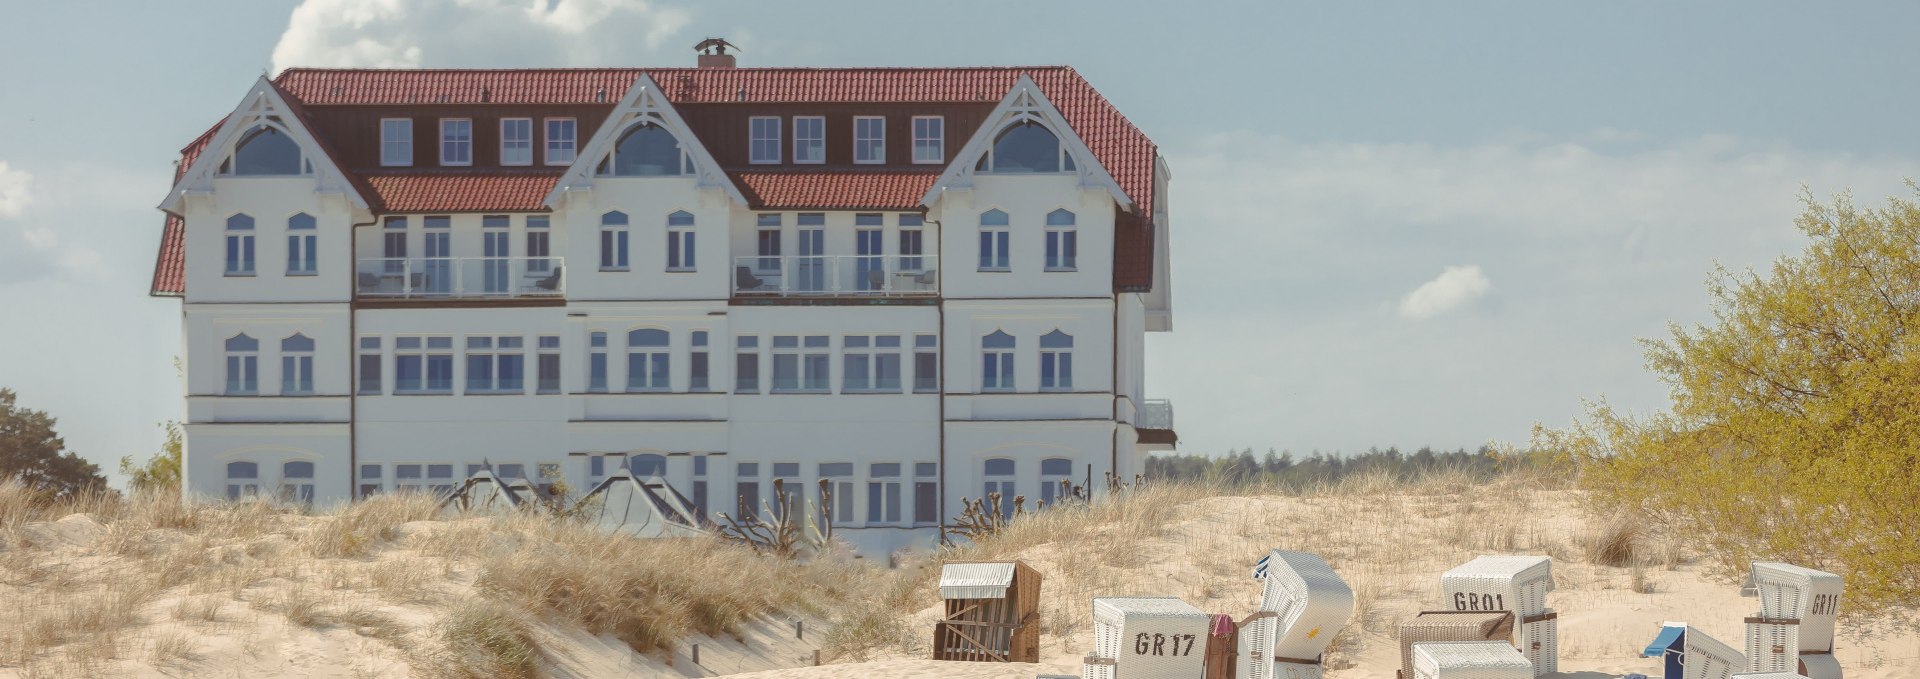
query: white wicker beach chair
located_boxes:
[1235,550,1353,679]
[1742,562,1842,679]
[1410,641,1534,679]
[1643,622,1747,679]
[1083,597,1210,679]
[579,471,705,538]
[1729,673,1811,679]
[1439,556,1556,676]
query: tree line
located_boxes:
[1145,445,1505,489]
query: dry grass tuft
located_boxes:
[1580,513,1645,567]
[426,598,540,679]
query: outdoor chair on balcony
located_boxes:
[357,273,379,293]
[736,266,765,291]
[916,268,938,286]
[866,269,886,291]
[533,266,563,292]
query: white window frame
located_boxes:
[600,212,630,271]
[689,331,711,392]
[281,334,315,395]
[279,460,316,506]
[439,118,473,166]
[735,335,760,394]
[819,462,855,526]
[983,458,1017,519]
[771,335,830,393]
[978,209,1010,272]
[358,337,382,395]
[286,213,318,276]
[226,461,260,501]
[749,116,782,164]
[1040,457,1074,507]
[793,116,825,165]
[1040,330,1073,392]
[500,117,533,166]
[536,335,561,394]
[981,331,1015,392]
[588,331,609,393]
[666,210,696,272]
[225,214,255,276]
[225,334,259,395]
[867,462,903,526]
[394,464,425,493]
[544,118,577,166]
[625,329,671,393]
[465,335,525,394]
[853,115,885,164]
[1046,208,1077,271]
[427,463,455,496]
[359,463,383,497]
[380,118,413,167]
[912,116,945,165]
[913,334,939,393]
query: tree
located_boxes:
[1539,187,1920,611]
[120,421,183,494]
[0,389,108,501]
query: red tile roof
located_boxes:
[734,170,940,211]
[150,123,221,296]
[363,173,559,213]
[155,67,1160,297]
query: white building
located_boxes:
[150,50,1176,555]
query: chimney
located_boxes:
[694,37,738,69]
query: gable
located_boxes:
[157,77,367,215]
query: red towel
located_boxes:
[1210,614,1237,638]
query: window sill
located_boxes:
[224,391,260,397]
[1044,267,1078,273]
[281,391,315,397]
[622,389,672,394]
[600,267,630,273]
[665,268,697,273]
[854,159,886,166]
[770,389,833,395]
[749,159,782,165]
[912,158,945,165]
[225,272,257,277]
[464,391,529,396]
[392,391,455,396]
[976,268,1011,273]
[287,271,318,277]
[844,389,904,395]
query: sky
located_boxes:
[3,1,1920,484]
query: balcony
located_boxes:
[356,257,565,299]
[734,255,938,297]
[1137,398,1176,447]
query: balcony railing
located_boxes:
[356,257,565,298]
[734,255,938,297]
[1138,398,1174,430]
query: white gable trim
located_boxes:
[541,73,746,207]
[157,76,367,215]
[920,74,1131,211]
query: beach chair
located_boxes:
[932,560,1042,663]
[1410,641,1534,679]
[1236,550,1354,679]
[436,470,530,515]
[1729,674,1811,679]
[1642,622,1747,679]
[1440,556,1557,676]
[1083,597,1210,679]
[1398,611,1514,679]
[1742,562,1842,678]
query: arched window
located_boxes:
[983,458,1016,519]
[1040,457,1075,506]
[1040,330,1073,391]
[978,209,1010,271]
[225,214,255,275]
[225,334,259,394]
[630,454,667,477]
[287,213,317,275]
[606,124,687,177]
[977,121,1075,174]
[281,333,315,395]
[666,210,695,271]
[982,330,1015,391]
[227,125,305,176]
[1045,209,1077,271]
[600,211,629,270]
[626,329,670,392]
[281,461,315,505]
[226,461,259,500]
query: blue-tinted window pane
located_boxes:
[979,209,1008,226]
[1042,458,1074,476]
[984,459,1016,476]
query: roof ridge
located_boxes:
[276,65,1075,75]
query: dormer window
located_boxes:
[500,118,533,166]
[380,119,412,166]
[545,118,577,165]
[854,116,885,164]
[223,125,306,176]
[440,119,472,166]
[793,116,825,164]
[749,117,781,164]
[912,116,944,164]
[601,123,690,177]
[977,121,1075,174]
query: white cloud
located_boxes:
[1399,265,1491,319]
[0,161,32,218]
[271,0,692,72]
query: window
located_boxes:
[914,334,938,393]
[983,458,1016,519]
[381,119,412,166]
[428,464,454,495]
[793,116,825,164]
[588,331,608,392]
[735,335,760,393]
[867,463,902,525]
[228,125,303,175]
[626,329,670,392]
[545,118,577,165]
[1040,457,1075,507]
[281,333,315,395]
[499,464,526,480]
[899,214,924,271]
[982,331,1014,391]
[427,337,454,392]
[666,210,695,271]
[631,454,666,478]
[1040,330,1073,391]
[590,454,620,483]
[225,214,255,276]
[526,215,551,273]
[382,216,407,274]
[689,331,710,392]
[359,464,382,497]
[286,213,317,275]
[735,462,760,522]
[749,116,781,164]
[914,462,938,525]
[396,464,423,493]
[692,455,708,520]
[772,462,802,520]
[819,462,854,524]
[600,211,629,270]
[226,461,259,500]
[466,336,525,394]
[978,209,1009,271]
[395,336,453,394]
[420,215,452,293]
[224,334,258,395]
[978,121,1074,173]
[605,123,686,176]
[281,461,315,506]
[854,214,884,291]
[537,335,561,394]
[358,337,382,395]
[772,335,829,392]
[844,335,902,393]
[500,118,533,166]
[1045,209,1079,271]
[854,116,885,164]
[440,119,472,166]
[755,214,782,272]
[912,116,944,164]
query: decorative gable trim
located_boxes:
[541,73,746,207]
[920,74,1131,211]
[157,76,367,215]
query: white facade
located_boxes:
[158,69,1174,555]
